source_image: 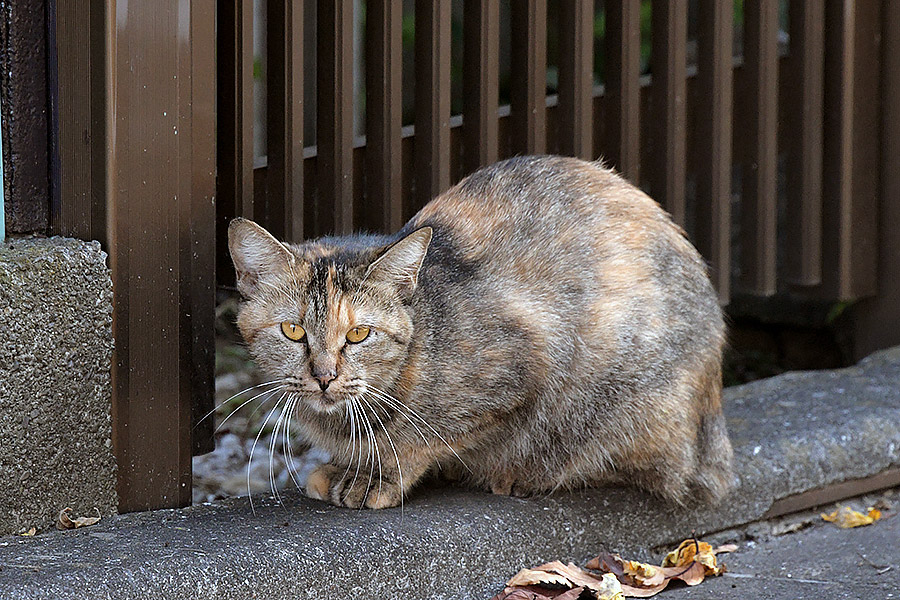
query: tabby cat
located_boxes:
[228,155,733,509]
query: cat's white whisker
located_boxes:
[283,395,304,492]
[246,396,283,515]
[367,384,471,473]
[356,401,382,509]
[214,384,287,436]
[360,396,404,513]
[268,392,290,504]
[196,379,286,429]
[345,398,366,502]
[362,389,429,447]
[339,397,359,485]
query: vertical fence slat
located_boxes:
[414,0,452,207]
[740,0,779,295]
[267,0,304,242]
[694,0,733,304]
[821,1,881,300]
[317,0,354,235]
[604,0,641,180]
[509,0,547,155]
[189,0,216,456]
[558,0,593,159]
[463,0,500,171]
[216,1,255,281]
[785,1,824,287]
[365,0,403,233]
[650,0,687,225]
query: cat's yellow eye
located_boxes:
[280,321,306,341]
[346,326,370,344]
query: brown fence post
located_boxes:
[55,0,216,512]
[853,0,900,358]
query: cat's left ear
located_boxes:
[228,218,296,297]
[365,227,433,297]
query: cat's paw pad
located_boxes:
[305,464,403,509]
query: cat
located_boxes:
[228,154,733,509]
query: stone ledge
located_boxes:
[2,347,899,600]
[0,237,117,536]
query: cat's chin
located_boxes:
[305,393,346,415]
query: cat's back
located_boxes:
[407,155,696,280]
[406,154,722,381]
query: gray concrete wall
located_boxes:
[0,237,116,535]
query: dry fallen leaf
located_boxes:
[20,527,36,536]
[821,505,882,529]
[56,507,102,530]
[506,561,624,599]
[491,586,587,600]
[496,538,731,599]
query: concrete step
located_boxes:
[3,347,900,600]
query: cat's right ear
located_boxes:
[228,218,295,297]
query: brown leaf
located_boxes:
[619,582,670,598]
[713,543,738,554]
[508,561,623,598]
[56,507,102,530]
[491,586,586,600]
[674,561,707,586]
[507,564,573,588]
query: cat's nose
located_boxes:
[313,368,337,390]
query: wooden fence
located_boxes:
[216,0,883,306]
[50,0,898,512]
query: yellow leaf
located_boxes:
[21,527,36,536]
[622,560,665,587]
[821,505,883,529]
[594,572,626,600]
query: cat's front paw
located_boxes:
[305,464,403,509]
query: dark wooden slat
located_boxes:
[267,0,304,242]
[694,0,733,305]
[414,0,452,208]
[53,0,92,239]
[604,0,641,180]
[216,0,254,283]
[785,1,824,287]
[739,0,779,295]
[317,0,354,236]
[821,1,881,300]
[463,0,500,171]
[189,0,216,457]
[852,2,900,355]
[365,0,404,233]
[509,0,547,155]
[557,0,593,159]
[650,0,688,226]
[108,0,212,511]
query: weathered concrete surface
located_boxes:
[1,347,898,599]
[0,237,117,536]
[661,494,900,599]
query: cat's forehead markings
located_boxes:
[302,243,340,261]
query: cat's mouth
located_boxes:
[306,390,346,414]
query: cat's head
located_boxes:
[228,219,432,413]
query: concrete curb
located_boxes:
[2,347,899,600]
[0,237,116,536]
